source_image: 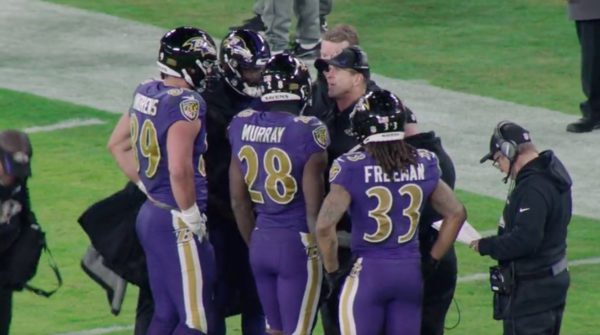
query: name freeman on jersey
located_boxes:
[241,124,286,143]
[364,164,426,183]
[133,93,159,116]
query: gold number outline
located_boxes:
[237,145,298,205]
[362,183,423,244]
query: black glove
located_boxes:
[325,269,346,300]
[422,254,440,281]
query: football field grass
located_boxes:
[2,0,599,333]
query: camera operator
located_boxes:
[0,130,35,335]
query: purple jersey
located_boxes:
[129,79,208,209]
[228,110,330,232]
[330,149,441,259]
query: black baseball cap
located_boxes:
[0,130,32,178]
[405,106,417,124]
[479,121,531,163]
[314,46,370,77]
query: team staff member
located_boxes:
[0,130,34,335]
[473,121,571,335]
[565,0,600,133]
[312,45,376,335]
[204,29,270,335]
[316,90,466,335]
[108,26,217,334]
[306,24,362,118]
[403,112,458,335]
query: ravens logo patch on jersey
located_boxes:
[329,160,342,182]
[312,125,329,149]
[179,96,200,121]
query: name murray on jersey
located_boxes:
[364,163,426,183]
[241,124,286,143]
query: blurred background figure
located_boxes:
[566,0,600,133]
[230,0,332,35]
[0,130,35,335]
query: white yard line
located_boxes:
[50,257,600,335]
[458,256,600,283]
[52,325,134,335]
[24,118,106,133]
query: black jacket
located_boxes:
[0,182,33,256]
[404,131,456,251]
[405,131,458,305]
[479,150,571,316]
[202,80,257,227]
[0,181,36,287]
[306,75,380,166]
[78,182,149,288]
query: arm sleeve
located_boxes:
[478,186,549,261]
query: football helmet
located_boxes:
[350,90,408,144]
[157,26,218,91]
[260,53,312,113]
[220,29,271,97]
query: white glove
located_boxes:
[171,204,207,239]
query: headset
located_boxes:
[493,121,518,162]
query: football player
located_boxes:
[228,53,330,335]
[203,29,271,335]
[316,90,466,335]
[107,26,217,335]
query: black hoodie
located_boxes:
[479,150,572,317]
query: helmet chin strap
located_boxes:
[181,69,196,89]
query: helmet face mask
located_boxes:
[220,29,271,97]
[157,26,218,91]
[260,53,312,113]
[350,90,407,144]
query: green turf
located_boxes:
[2,87,599,334]
[6,0,599,332]
[48,0,583,116]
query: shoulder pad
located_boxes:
[293,115,314,124]
[235,109,257,118]
[167,88,184,96]
[343,152,367,162]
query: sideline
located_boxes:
[2,0,598,219]
[52,325,134,335]
[51,257,600,334]
[24,118,106,133]
[458,256,600,283]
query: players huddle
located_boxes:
[112,25,466,335]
